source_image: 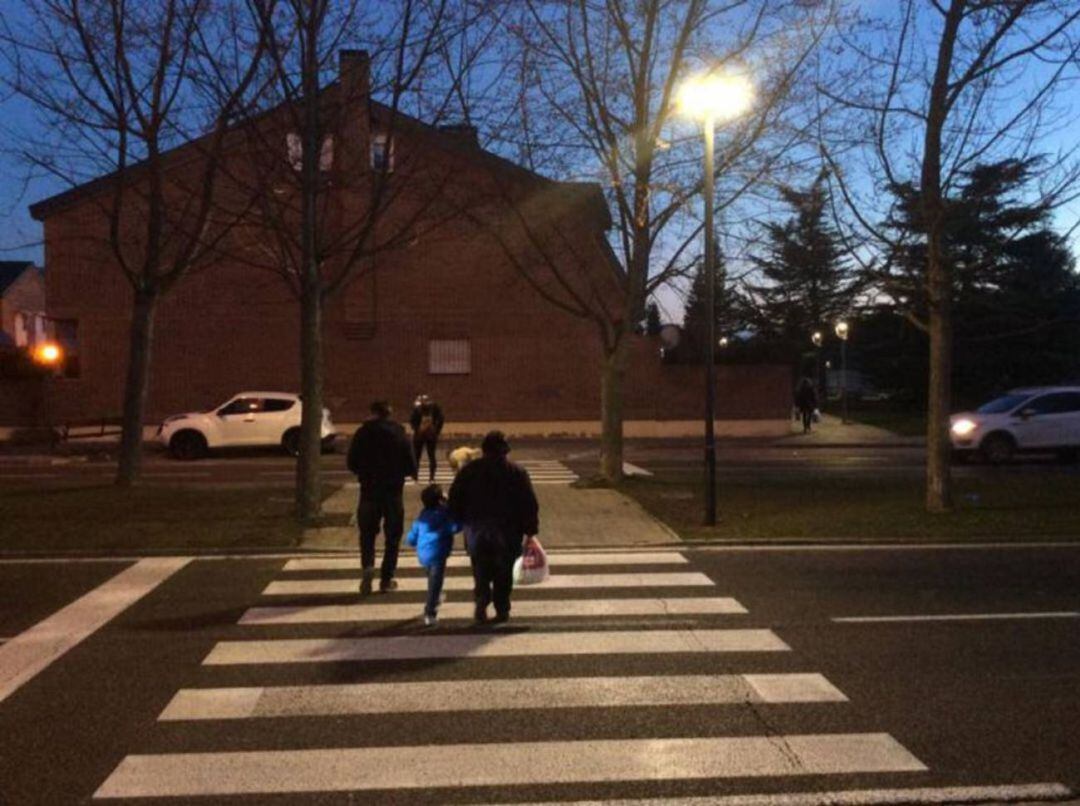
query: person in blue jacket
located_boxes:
[405,484,460,626]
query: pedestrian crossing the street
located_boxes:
[94,550,932,802]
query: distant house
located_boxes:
[0,261,45,351]
[28,51,791,436]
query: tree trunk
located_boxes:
[296,283,324,523]
[600,338,628,482]
[116,289,158,487]
[925,233,953,512]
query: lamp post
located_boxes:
[677,70,753,526]
[812,330,825,399]
[835,320,849,424]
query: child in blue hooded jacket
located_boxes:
[405,484,460,625]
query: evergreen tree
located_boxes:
[642,302,662,336]
[681,244,740,362]
[880,158,1080,404]
[747,171,856,350]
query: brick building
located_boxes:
[0,262,45,352]
[28,52,789,436]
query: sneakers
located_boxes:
[379,578,398,593]
[424,613,438,627]
[358,569,374,597]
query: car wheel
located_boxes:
[169,430,207,461]
[282,428,301,457]
[980,433,1015,465]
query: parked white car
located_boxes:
[950,386,1080,463]
[158,392,336,460]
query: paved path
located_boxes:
[781,414,924,447]
[303,459,676,550]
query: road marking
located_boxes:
[691,541,1080,553]
[159,673,846,720]
[94,733,923,798]
[239,596,746,624]
[203,629,790,665]
[0,558,189,705]
[282,552,689,571]
[833,611,1080,623]
[262,572,716,595]
[483,782,1074,806]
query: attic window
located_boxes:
[371,133,394,172]
[285,133,334,172]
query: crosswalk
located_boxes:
[93,550,931,802]
[402,459,580,486]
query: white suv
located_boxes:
[158,392,336,460]
[950,386,1080,464]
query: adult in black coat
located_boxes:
[448,430,539,624]
[794,377,818,434]
[346,400,417,595]
[409,394,445,483]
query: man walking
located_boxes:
[347,400,417,596]
[448,430,538,624]
[410,394,445,483]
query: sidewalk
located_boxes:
[302,483,679,551]
[776,413,924,448]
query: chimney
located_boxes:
[339,49,370,107]
[339,50,370,176]
[437,123,479,148]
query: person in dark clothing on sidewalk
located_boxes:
[346,400,417,596]
[794,376,818,434]
[409,394,445,483]
[448,430,538,624]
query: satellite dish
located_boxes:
[658,324,682,349]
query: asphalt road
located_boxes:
[0,440,1075,488]
[0,545,1077,804]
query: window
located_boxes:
[429,339,470,375]
[285,133,334,172]
[371,133,394,172]
[13,313,28,348]
[1024,392,1080,415]
[263,398,296,413]
[218,397,262,416]
[50,318,80,379]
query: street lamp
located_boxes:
[718,336,729,349]
[33,342,63,368]
[811,331,823,400]
[835,320,849,424]
[678,70,753,527]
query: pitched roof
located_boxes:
[0,261,37,295]
[28,87,611,230]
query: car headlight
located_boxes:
[951,418,977,437]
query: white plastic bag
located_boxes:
[513,536,550,585]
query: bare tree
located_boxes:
[1,1,267,485]
[490,0,837,481]
[823,0,1080,511]
[229,0,499,521]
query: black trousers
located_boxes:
[357,486,404,584]
[414,436,438,480]
[470,546,516,616]
[800,407,813,432]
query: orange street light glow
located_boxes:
[35,342,63,365]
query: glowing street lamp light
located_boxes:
[678,69,754,527]
[835,321,850,424]
[718,336,730,349]
[34,342,63,367]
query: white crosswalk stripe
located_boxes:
[262,571,715,595]
[239,596,746,624]
[94,549,932,802]
[282,551,688,571]
[402,460,579,486]
[160,674,847,720]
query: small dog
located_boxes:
[447,446,482,473]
